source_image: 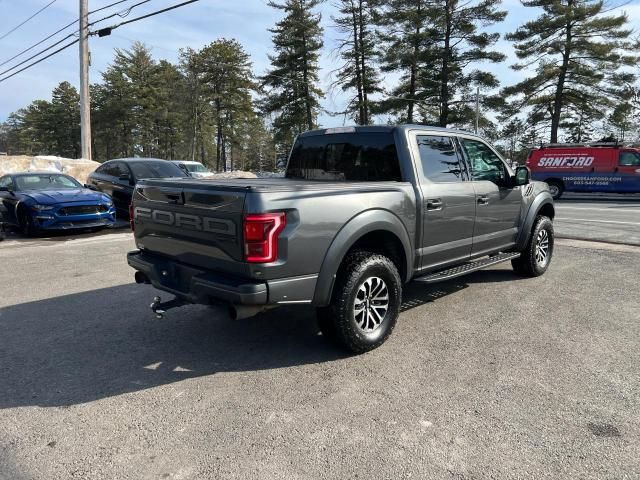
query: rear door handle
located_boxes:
[477,195,489,205]
[426,198,443,210]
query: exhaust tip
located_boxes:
[135,271,151,284]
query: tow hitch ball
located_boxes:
[149,296,185,319]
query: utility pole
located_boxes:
[474,87,480,134]
[79,0,92,160]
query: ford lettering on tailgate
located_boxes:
[134,207,235,235]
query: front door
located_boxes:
[412,133,476,272]
[458,137,522,256]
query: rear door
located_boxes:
[410,132,476,271]
[616,150,640,193]
[458,136,522,255]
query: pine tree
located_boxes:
[607,101,635,141]
[377,0,506,126]
[191,39,257,171]
[504,0,638,143]
[560,100,597,143]
[332,0,381,124]
[49,81,81,158]
[376,0,432,123]
[262,0,324,151]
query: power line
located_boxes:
[0,0,153,73]
[92,0,200,37]
[0,38,79,83]
[89,0,154,28]
[90,0,136,15]
[0,19,77,68]
[0,0,198,83]
[0,34,76,77]
[0,0,59,41]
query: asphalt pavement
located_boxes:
[555,194,640,246]
[1,232,639,479]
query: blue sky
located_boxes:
[1,0,639,126]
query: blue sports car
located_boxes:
[0,172,116,236]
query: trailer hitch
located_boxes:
[149,296,186,319]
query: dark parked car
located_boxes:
[127,125,555,353]
[0,172,116,236]
[87,158,189,218]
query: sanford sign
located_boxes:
[537,156,594,168]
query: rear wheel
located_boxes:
[546,180,564,200]
[321,250,402,354]
[512,216,554,277]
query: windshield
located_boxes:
[184,163,208,173]
[15,174,82,191]
[286,132,401,181]
[129,161,188,179]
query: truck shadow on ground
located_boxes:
[0,267,525,409]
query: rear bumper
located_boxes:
[127,250,318,306]
[127,250,268,305]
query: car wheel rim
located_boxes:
[354,276,389,333]
[549,185,559,196]
[535,229,550,267]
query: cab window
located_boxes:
[417,135,464,182]
[619,151,640,167]
[460,138,508,187]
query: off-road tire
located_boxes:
[512,216,554,277]
[323,250,402,354]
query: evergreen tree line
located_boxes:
[1,0,639,167]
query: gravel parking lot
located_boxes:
[1,232,639,479]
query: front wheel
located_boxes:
[512,216,554,277]
[18,209,37,237]
[546,180,564,200]
[322,250,402,354]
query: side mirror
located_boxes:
[514,166,530,186]
[119,173,131,181]
[84,183,95,190]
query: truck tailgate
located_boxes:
[132,179,247,274]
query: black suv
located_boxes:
[87,158,188,218]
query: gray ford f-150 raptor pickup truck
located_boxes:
[128,125,555,353]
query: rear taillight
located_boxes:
[243,213,286,263]
[129,204,135,231]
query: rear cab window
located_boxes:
[416,135,466,183]
[286,132,402,181]
[129,161,188,180]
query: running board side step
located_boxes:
[414,252,521,284]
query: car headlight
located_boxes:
[31,204,55,211]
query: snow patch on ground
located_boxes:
[0,156,100,183]
[0,155,282,183]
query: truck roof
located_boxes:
[299,124,480,138]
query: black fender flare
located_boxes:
[312,209,413,306]
[516,192,554,250]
